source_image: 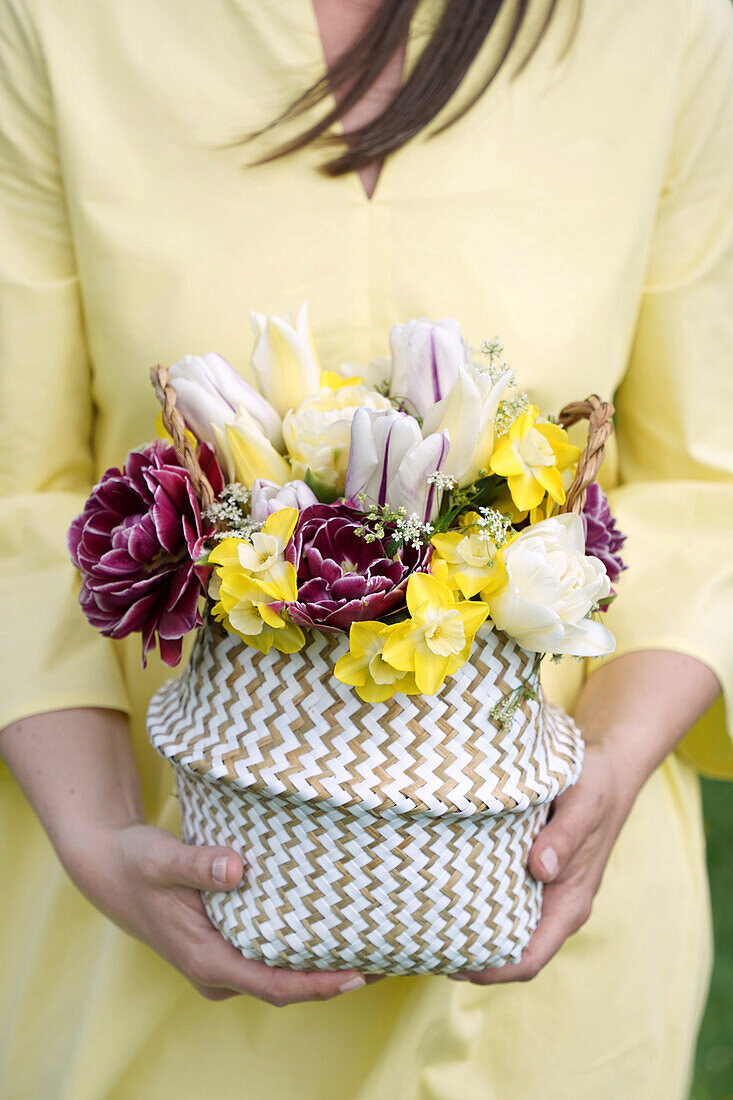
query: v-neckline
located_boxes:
[303,1,425,205]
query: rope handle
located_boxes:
[557,395,615,514]
[150,364,217,510]
[151,365,614,518]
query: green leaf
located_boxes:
[304,468,341,504]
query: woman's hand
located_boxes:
[0,707,369,1005]
[63,819,369,1004]
[450,737,630,984]
[450,649,721,986]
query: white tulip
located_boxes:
[250,479,318,524]
[489,513,615,656]
[168,352,283,449]
[422,363,512,487]
[250,302,322,418]
[389,318,470,418]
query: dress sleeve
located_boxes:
[589,0,733,778]
[0,0,130,731]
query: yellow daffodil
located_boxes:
[211,572,305,654]
[489,489,559,527]
[207,508,302,653]
[207,508,298,601]
[334,621,418,703]
[382,573,489,695]
[490,406,581,513]
[430,530,507,600]
[238,507,298,597]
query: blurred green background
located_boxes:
[692,778,733,1099]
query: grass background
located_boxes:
[692,778,733,1099]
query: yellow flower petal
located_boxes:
[429,557,458,590]
[405,572,454,617]
[508,405,539,442]
[320,370,363,390]
[535,421,582,468]
[381,622,418,673]
[534,463,566,505]
[489,436,523,478]
[413,649,450,695]
[507,471,545,512]
[224,421,291,489]
[455,599,490,637]
[262,505,298,545]
[333,651,370,688]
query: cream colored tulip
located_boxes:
[249,302,322,418]
[213,410,291,489]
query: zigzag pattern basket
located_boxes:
[146,615,584,975]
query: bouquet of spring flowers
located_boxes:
[69,306,627,975]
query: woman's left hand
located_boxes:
[450,736,632,985]
[449,649,721,987]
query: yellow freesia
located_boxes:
[334,621,418,703]
[382,573,489,695]
[490,406,581,513]
[430,530,507,600]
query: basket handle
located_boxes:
[150,364,218,510]
[557,394,615,514]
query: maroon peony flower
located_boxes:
[580,482,627,585]
[287,502,430,632]
[67,440,224,667]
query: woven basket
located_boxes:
[146,367,614,975]
[147,616,583,974]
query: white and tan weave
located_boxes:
[147,616,584,975]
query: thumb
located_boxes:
[140,830,246,891]
[529,787,594,884]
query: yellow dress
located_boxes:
[0,0,731,1095]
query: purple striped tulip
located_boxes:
[388,318,470,418]
[345,407,450,523]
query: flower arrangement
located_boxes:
[69,305,625,711]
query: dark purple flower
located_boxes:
[67,440,224,667]
[580,482,627,585]
[287,502,430,632]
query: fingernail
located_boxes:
[448,974,471,981]
[539,846,559,879]
[339,976,366,994]
[212,856,230,885]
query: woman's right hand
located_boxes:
[0,707,369,1006]
[64,820,369,1004]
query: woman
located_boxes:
[0,0,730,1095]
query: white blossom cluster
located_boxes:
[494,392,529,436]
[475,507,513,547]
[355,499,433,549]
[202,483,259,540]
[477,337,515,384]
[426,471,457,490]
[394,511,434,550]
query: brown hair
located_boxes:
[226,0,580,178]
